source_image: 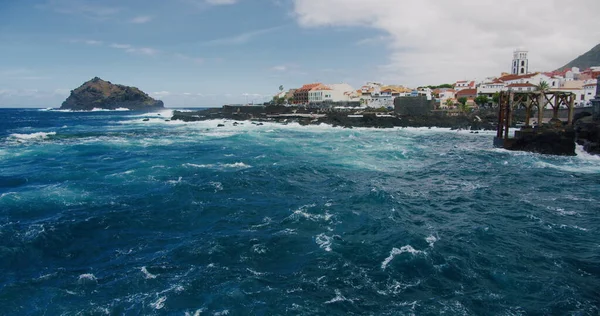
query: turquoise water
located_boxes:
[1,108,599,315]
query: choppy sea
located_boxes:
[0,108,599,315]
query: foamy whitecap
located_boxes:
[78,273,98,284]
[325,289,354,304]
[183,162,251,170]
[91,107,130,112]
[150,296,167,310]
[141,266,157,279]
[381,245,424,270]
[425,235,438,247]
[9,132,56,141]
[316,233,335,252]
[214,310,230,316]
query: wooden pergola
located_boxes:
[496,90,575,141]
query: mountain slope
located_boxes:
[558,43,600,71]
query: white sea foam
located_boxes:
[316,233,335,252]
[185,309,206,316]
[9,131,56,141]
[210,181,223,192]
[151,296,167,310]
[78,273,98,284]
[425,235,438,248]
[214,310,230,316]
[141,266,157,279]
[90,107,130,112]
[381,245,424,270]
[183,162,251,170]
[251,244,268,254]
[325,289,354,304]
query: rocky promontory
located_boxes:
[60,77,164,111]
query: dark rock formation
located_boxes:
[171,106,496,131]
[575,116,600,155]
[506,127,576,156]
[60,77,164,111]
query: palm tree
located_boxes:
[444,98,454,108]
[537,80,550,92]
[279,85,284,92]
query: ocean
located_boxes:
[0,108,599,315]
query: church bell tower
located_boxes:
[512,50,529,75]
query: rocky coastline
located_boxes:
[170,106,497,131]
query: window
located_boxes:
[521,68,525,74]
[581,95,585,101]
[521,61,525,67]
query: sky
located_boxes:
[1,0,599,107]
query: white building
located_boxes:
[308,84,332,103]
[438,89,456,108]
[583,79,598,106]
[454,80,475,92]
[478,80,505,96]
[327,83,355,102]
[308,83,355,103]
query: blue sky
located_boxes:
[0,0,387,107]
[1,0,599,107]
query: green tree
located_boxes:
[279,85,284,92]
[458,97,469,113]
[475,95,490,107]
[492,92,500,105]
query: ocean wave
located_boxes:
[381,245,424,270]
[77,274,98,284]
[324,289,354,304]
[183,162,251,170]
[150,296,167,310]
[315,233,335,252]
[141,266,158,279]
[425,235,438,247]
[8,131,56,141]
[42,108,131,112]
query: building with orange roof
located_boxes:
[293,83,321,104]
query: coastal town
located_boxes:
[271,50,600,111]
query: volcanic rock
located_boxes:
[60,77,164,111]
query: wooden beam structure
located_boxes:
[495,90,575,146]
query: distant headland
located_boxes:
[60,77,164,111]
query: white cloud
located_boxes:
[271,65,287,71]
[152,91,172,97]
[110,43,132,49]
[293,0,600,85]
[110,43,160,56]
[130,16,153,24]
[37,0,122,20]
[67,39,103,45]
[201,26,282,46]
[205,0,238,5]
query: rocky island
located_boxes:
[60,77,164,111]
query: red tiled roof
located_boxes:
[456,89,477,97]
[296,83,322,92]
[498,73,539,82]
[507,83,537,88]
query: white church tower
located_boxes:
[512,49,529,75]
